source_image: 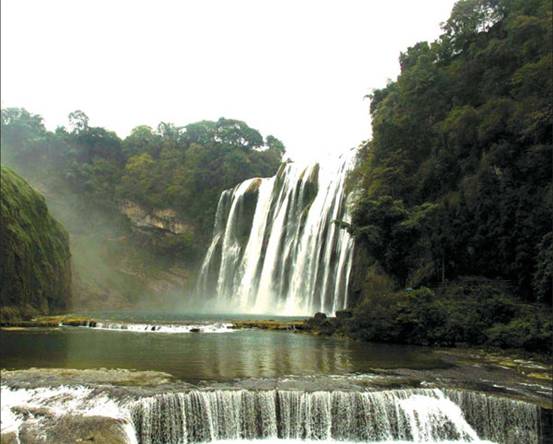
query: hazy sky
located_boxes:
[1,0,457,162]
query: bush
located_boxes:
[0,306,21,323]
[486,316,553,352]
[350,278,553,354]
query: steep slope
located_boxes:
[352,0,552,301]
[0,166,71,320]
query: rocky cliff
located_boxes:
[0,166,72,320]
[120,200,193,235]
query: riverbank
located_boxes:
[3,313,552,363]
[1,315,307,330]
[0,315,97,329]
[0,315,306,331]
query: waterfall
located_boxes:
[1,385,543,443]
[129,389,541,444]
[197,152,356,315]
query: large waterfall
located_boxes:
[197,152,355,315]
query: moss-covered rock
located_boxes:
[18,414,130,444]
[0,166,71,320]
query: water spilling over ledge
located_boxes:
[2,383,543,444]
[60,320,234,334]
[129,389,541,444]
[197,152,356,315]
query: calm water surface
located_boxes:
[0,317,450,382]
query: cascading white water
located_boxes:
[1,385,543,444]
[60,320,233,333]
[129,389,541,444]
[197,152,356,315]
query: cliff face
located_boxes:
[0,167,71,320]
[65,200,197,311]
[120,200,193,235]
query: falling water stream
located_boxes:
[0,383,542,444]
[197,152,355,315]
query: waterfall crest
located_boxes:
[129,388,540,444]
[197,152,355,315]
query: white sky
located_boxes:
[1,0,456,162]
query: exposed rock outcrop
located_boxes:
[120,200,193,235]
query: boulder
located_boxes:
[313,312,327,322]
[335,310,353,320]
[18,414,131,444]
[318,319,337,336]
[0,432,18,444]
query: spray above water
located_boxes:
[197,151,356,315]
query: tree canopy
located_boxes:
[1,111,285,240]
[351,0,552,303]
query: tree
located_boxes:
[122,125,161,159]
[351,0,552,302]
[68,110,89,133]
[265,135,286,154]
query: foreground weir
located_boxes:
[2,369,549,444]
[130,388,540,444]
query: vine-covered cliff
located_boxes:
[0,166,71,320]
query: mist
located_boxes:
[1,109,287,313]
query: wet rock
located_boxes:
[0,431,19,444]
[313,312,327,322]
[190,328,201,333]
[335,310,353,320]
[12,406,51,419]
[231,320,305,331]
[542,408,553,444]
[19,415,130,444]
[1,368,175,387]
[318,319,337,336]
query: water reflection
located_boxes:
[0,329,447,381]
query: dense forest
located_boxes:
[0,167,72,320]
[1,111,284,307]
[346,0,552,352]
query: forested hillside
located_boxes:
[0,167,72,320]
[347,0,552,352]
[1,111,284,307]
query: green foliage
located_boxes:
[351,196,440,286]
[0,108,285,308]
[533,233,553,304]
[265,135,286,154]
[352,0,552,302]
[0,167,72,319]
[351,279,552,353]
[1,109,284,240]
